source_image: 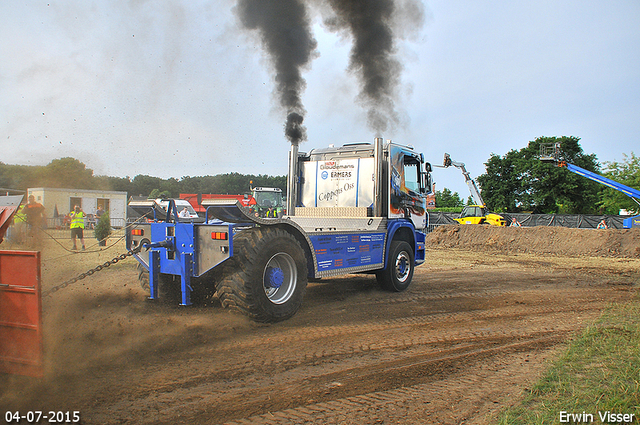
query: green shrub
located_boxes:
[95,211,111,245]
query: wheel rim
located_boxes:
[394,251,411,283]
[262,252,297,304]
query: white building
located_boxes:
[27,188,128,228]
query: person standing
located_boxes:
[24,194,45,244]
[70,205,86,250]
[11,202,27,243]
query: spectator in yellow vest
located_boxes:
[69,205,86,250]
[12,203,27,243]
[265,206,277,218]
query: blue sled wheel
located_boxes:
[376,240,414,292]
[218,227,307,322]
[263,253,297,305]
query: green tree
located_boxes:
[435,188,463,208]
[599,152,640,214]
[478,136,600,214]
[177,174,286,197]
[521,136,600,213]
[477,150,521,212]
[159,177,180,197]
[148,188,172,199]
[131,175,163,198]
[0,162,40,191]
[39,157,94,189]
[94,175,132,193]
[216,172,253,194]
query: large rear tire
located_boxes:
[217,227,308,322]
[377,240,414,292]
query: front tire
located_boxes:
[377,240,414,292]
[217,227,308,322]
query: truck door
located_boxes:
[388,145,427,229]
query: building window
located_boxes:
[97,198,110,212]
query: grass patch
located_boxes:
[496,296,640,424]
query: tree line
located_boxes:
[2,136,637,214]
[0,157,286,199]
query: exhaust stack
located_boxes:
[373,137,384,217]
[287,143,299,215]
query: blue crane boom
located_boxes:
[540,142,640,228]
[560,162,640,202]
[540,142,640,204]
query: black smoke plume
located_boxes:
[236,0,317,145]
[285,112,305,142]
[323,0,425,134]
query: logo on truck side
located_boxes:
[318,182,355,202]
[320,162,354,170]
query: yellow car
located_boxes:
[453,205,506,226]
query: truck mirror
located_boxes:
[420,171,431,194]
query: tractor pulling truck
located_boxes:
[127,138,433,322]
[250,186,285,218]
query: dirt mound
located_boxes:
[426,225,640,258]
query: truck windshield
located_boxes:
[255,192,282,208]
[158,201,197,216]
[177,203,197,215]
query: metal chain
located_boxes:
[43,244,144,298]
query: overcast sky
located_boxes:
[2,1,639,198]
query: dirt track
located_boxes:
[1,226,639,424]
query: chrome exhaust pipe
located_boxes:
[373,137,384,217]
[287,142,299,216]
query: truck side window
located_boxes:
[404,158,420,193]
